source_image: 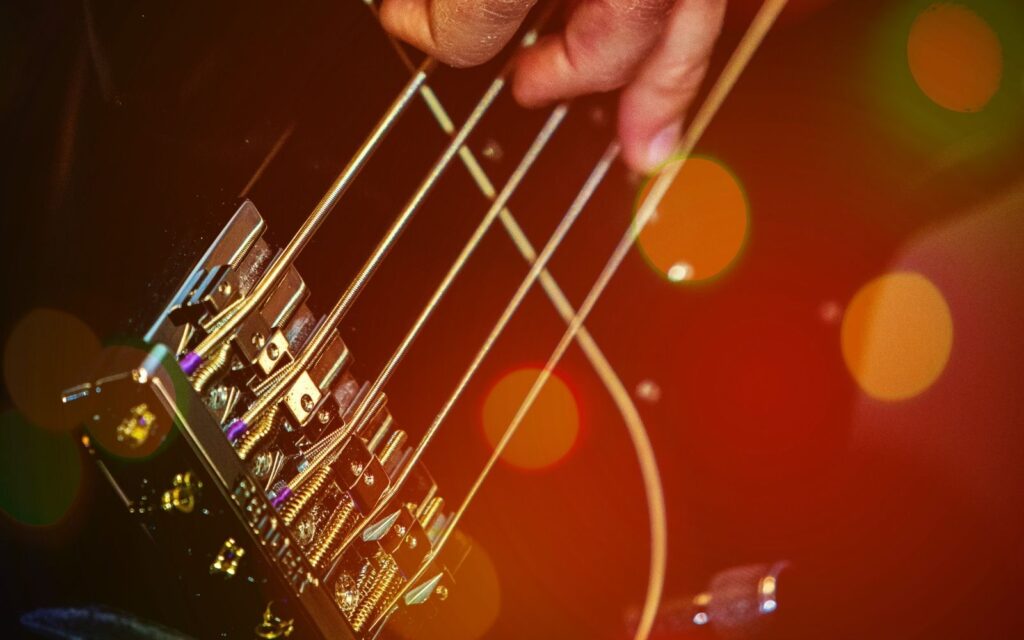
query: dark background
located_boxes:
[2,0,1024,638]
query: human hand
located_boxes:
[380,0,727,172]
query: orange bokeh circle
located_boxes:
[841,272,953,401]
[907,3,1002,113]
[636,156,749,283]
[3,308,101,430]
[482,367,580,470]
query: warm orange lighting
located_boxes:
[907,3,1002,112]
[841,272,953,401]
[482,367,580,470]
[636,156,748,283]
[3,308,101,431]
[391,530,501,640]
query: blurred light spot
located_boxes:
[841,272,953,401]
[667,262,694,282]
[3,308,101,430]
[907,3,1002,112]
[391,530,500,640]
[819,301,842,324]
[636,157,748,283]
[693,611,709,625]
[636,379,662,403]
[482,367,579,470]
[0,411,82,527]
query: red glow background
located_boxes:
[1,0,1023,638]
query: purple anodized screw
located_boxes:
[225,419,248,443]
[271,486,292,509]
[179,351,202,376]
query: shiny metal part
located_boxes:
[210,538,245,578]
[190,62,434,364]
[283,371,322,426]
[160,471,201,514]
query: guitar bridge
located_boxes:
[64,200,465,639]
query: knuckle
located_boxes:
[652,59,707,97]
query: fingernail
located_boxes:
[646,121,681,171]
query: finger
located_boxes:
[512,0,674,107]
[380,0,538,67]
[617,0,727,172]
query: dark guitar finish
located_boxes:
[4,1,1024,639]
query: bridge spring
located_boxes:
[350,554,399,633]
[192,342,231,392]
[308,496,356,568]
[236,404,280,461]
[281,464,331,526]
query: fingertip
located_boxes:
[511,38,561,108]
[379,0,429,50]
[620,111,681,174]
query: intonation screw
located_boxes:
[318,409,331,424]
[300,394,314,412]
[266,342,280,360]
[251,332,266,348]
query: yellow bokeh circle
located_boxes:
[841,272,953,401]
[482,367,580,470]
[907,3,1002,112]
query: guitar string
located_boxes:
[185,59,434,365]
[371,0,790,634]
[342,104,569,435]
[285,103,570,494]
[231,14,556,455]
[353,11,668,630]
[324,141,620,581]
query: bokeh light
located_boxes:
[0,410,82,527]
[635,157,749,284]
[907,3,1002,112]
[3,308,100,430]
[841,272,953,401]
[482,367,579,470]
[391,530,501,640]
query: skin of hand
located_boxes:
[379,0,727,173]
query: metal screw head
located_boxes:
[363,473,375,487]
[251,452,273,478]
[394,525,407,538]
[350,462,363,477]
[335,574,359,613]
[217,281,233,296]
[300,394,314,412]
[317,409,331,424]
[251,332,266,348]
[435,584,449,601]
[266,342,280,360]
[208,385,229,411]
[407,536,418,549]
